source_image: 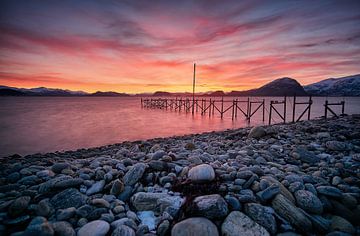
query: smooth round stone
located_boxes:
[171,217,219,236]
[248,126,266,139]
[294,190,323,214]
[51,163,70,173]
[78,220,110,236]
[188,164,215,183]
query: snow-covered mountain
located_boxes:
[304,74,360,96]
[0,85,87,96]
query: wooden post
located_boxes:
[283,96,287,123]
[232,100,235,120]
[246,97,250,119]
[325,100,328,119]
[341,100,345,115]
[262,99,265,122]
[269,102,273,125]
[141,98,143,108]
[235,99,238,118]
[192,63,196,115]
[292,95,296,123]
[209,99,212,117]
[308,96,312,120]
[248,101,252,122]
[221,97,224,119]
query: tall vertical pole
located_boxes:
[192,63,196,115]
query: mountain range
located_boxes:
[1,74,359,97]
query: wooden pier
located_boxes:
[141,96,345,124]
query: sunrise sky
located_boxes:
[0,0,359,93]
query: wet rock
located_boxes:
[188,164,215,183]
[78,220,110,236]
[317,186,343,198]
[330,216,355,235]
[24,216,54,236]
[152,150,166,160]
[76,204,94,218]
[50,188,87,209]
[8,196,31,217]
[53,178,84,189]
[123,163,146,186]
[91,198,110,208]
[148,160,167,171]
[110,179,124,195]
[294,190,323,214]
[193,194,228,219]
[131,192,184,215]
[326,141,348,151]
[224,195,241,211]
[172,217,219,236]
[157,220,170,236]
[292,148,320,164]
[257,184,280,202]
[35,199,53,217]
[112,225,135,236]
[51,221,75,236]
[272,194,312,233]
[86,180,106,195]
[56,207,76,221]
[248,126,266,139]
[118,186,133,202]
[51,163,70,173]
[221,211,270,236]
[244,203,277,235]
[263,176,295,203]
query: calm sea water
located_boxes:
[0,96,359,157]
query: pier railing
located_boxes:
[141,96,345,124]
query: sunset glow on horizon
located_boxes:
[0,0,359,93]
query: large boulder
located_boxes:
[171,217,219,236]
[188,164,215,183]
[193,194,228,219]
[221,211,270,236]
[272,194,312,233]
[123,163,146,186]
[50,188,87,209]
[131,192,184,215]
[248,126,266,139]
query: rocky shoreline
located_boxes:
[0,115,359,236]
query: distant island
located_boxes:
[1,74,359,97]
